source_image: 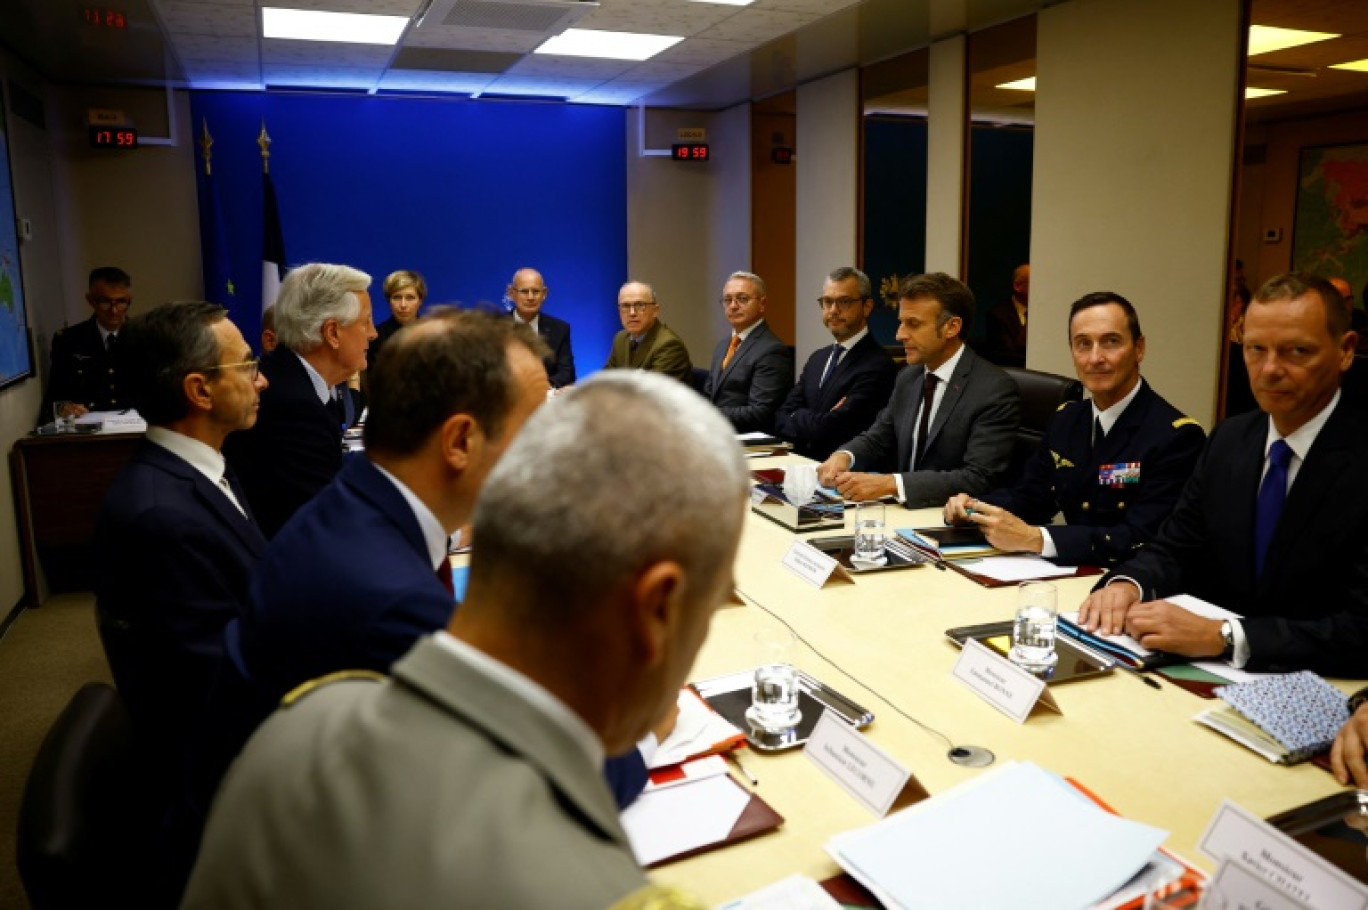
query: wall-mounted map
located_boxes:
[1293,142,1368,307]
[0,95,31,391]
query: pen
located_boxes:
[729,749,758,787]
[1113,660,1162,690]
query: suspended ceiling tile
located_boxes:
[695,7,820,44]
[152,1,257,37]
[480,74,609,96]
[262,63,383,88]
[167,34,257,62]
[378,68,499,93]
[182,59,261,78]
[651,36,750,67]
[391,46,520,73]
[404,24,543,53]
[503,55,637,80]
[620,60,706,82]
[576,0,736,37]
[756,0,863,14]
[573,81,669,104]
[263,0,423,14]
[261,39,394,66]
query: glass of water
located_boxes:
[53,401,77,433]
[852,501,886,563]
[1010,581,1059,671]
[745,627,801,733]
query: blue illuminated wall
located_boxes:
[190,91,627,374]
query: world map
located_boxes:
[1293,143,1368,305]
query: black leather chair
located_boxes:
[17,682,152,909]
[1000,366,1084,484]
[689,366,709,395]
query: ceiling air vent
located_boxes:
[421,0,598,34]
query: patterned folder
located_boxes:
[1213,672,1350,763]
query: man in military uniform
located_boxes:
[44,266,133,418]
[944,291,1205,566]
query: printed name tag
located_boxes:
[1208,859,1314,910]
[1199,801,1368,909]
[1098,462,1141,486]
[951,638,1059,724]
[804,710,922,817]
[781,539,852,588]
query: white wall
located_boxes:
[925,35,966,276]
[1029,0,1242,426]
[794,69,859,366]
[625,104,751,371]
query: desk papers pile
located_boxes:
[826,762,1168,910]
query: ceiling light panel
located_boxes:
[534,28,683,61]
[261,8,410,45]
[1329,58,1368,73]
[1245,87,1287,99]
[997,77,1036,91]
[690,0,753,6]
[1247,25,1338,57]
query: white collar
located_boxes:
[145,425,226,484]
[431,631,604,770]
[514,312,540,334]
[1092,376,1144,435]
[292,349,333,407]
[732,319,764,343]
[369,460,450,571]
[927,342,966,384]
[1263,389,1340,464]
[836,326,869,352]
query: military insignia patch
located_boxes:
[1051,451,1075,469]
[1098,462,1141,486]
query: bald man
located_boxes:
[508,267,576,388]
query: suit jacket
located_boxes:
[982,299,1027,368]
[703,321,794,433]
[775,331,897,460]
[93,438,267,788]
[184,636,646,909]
[364,317,404,370]
[536,311,577,388]
[1101,402,1368,674]
[980,380,1206,565]
[45,315,126,416]
[842,345,1021,507]
[605,320,693,383]
[223,347,343,539]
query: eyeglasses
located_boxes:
[721,295,755,307]
[618,302,656,313]
[206,356,261,380]
[817,296,863,310]
[92,296,132,310]
[513,288,546,297]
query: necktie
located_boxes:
[629,338,641,357]
[1092,417,1105,454]
[914,373,940,468]
[436,557,455,597]
[721,334,741,370]
[818,343,842,388]
[326,392,346,430]
[1254,439,1293,579]
[106,333,118,352]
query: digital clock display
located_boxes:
[88,127,139,149]
[671,143,709,162]
[82,8,128,28]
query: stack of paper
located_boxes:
[75,409,148,434]
[620,759,752,866]
[651,688,747,769]
[896,527,1000,560]
[827,762,1168,910]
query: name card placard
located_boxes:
[804,709,927,817]
[951,638,1060,724]
[781,538,853,589]
[1199,801,1368,910]
[1207,858,1314,910]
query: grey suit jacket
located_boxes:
[703,320,794,433]
[842,345,1021,507]
[184,635,646,909]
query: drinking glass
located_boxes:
[53,401,76,433]
[852,501,887,562]
[1009,581,1058,671]
[746,627,801,733]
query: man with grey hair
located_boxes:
[184,371,749,909]
[605,280,693,383]
[225,262,377,537]
[776,266,898,459]
[703,270,794,432]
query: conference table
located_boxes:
[649,453,1356,905]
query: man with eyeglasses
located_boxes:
[508,267,576,389]
[943,292,1204,565]
[44,265,134,420]
[93,300,269,826]
[702,271,793,433]
[775,267,897,459]
[604,280,692,384]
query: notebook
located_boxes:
[1195,671,1349,764]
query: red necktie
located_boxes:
[436,558,454,597]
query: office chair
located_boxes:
[16,682,151,909]
[1000,366,1084,484]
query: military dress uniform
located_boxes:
[979,379,1205,566]
[46,316,125,412]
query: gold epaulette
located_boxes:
[1172,416,1200,429]
[1056,401,1071,411]
[281,669,386,708]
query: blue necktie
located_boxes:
[1254,439,1293,579]
[818,343,842,387]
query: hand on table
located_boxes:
[958,499,1043,553]
[1077,582,1141,635]
[832,472,896,502]
[1123,601,1224,657]
[816,452,851,488]
[1332,703,1368,787]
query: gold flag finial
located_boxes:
[199,118,214,177]
[257,120,272,174]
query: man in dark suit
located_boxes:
[944,292,1205,566]
[604,280,692,383]
[818,272,1020,507]
[703,270,794,433]
[1079,272,1368,675]
[509,267,576,388]
[94,300,268,810]
[982,263,1029,368]
[44,265,133,420]
[775,266,897,460]
[224,262,377,538]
